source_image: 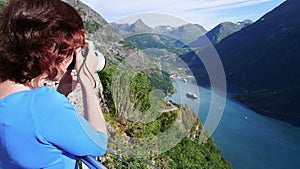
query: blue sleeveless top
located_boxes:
[0,86,107,169]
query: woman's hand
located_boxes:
[57,70,77,96]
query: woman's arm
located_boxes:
[79,75,107,135]
[75,40,108,136]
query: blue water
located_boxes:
[168,79,300,169]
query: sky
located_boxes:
[80,0,285,30]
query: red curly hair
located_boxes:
[0,0,85,84]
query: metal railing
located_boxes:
[79,156,107,169]
[79,139,160,169]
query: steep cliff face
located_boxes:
[217,0,300,91]
[215,0,300,122]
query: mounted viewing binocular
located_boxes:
[67,43,106,72]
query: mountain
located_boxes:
[154,25,175,34]
[181,0,300,126]
[111,20,207,44]
[165,23,207,44]
[125,33,188,52]
[189,20,253,47]
[125,33,193,77]
[110,19,154,37]
[217,0,300,125]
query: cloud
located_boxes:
[80,0,279,30]
[190,0,271,12]
[89,0,271,14]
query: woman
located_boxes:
[0,0,108,168]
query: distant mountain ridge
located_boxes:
[189,20,253,47]
[110,19,207,44]
[110,19,154,37]
[165,23,207,44]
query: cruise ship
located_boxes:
[186,92,197,99]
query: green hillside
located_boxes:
[98,65,231,168]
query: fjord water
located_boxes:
[168,79,300,169]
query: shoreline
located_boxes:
[233,97,300,128]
